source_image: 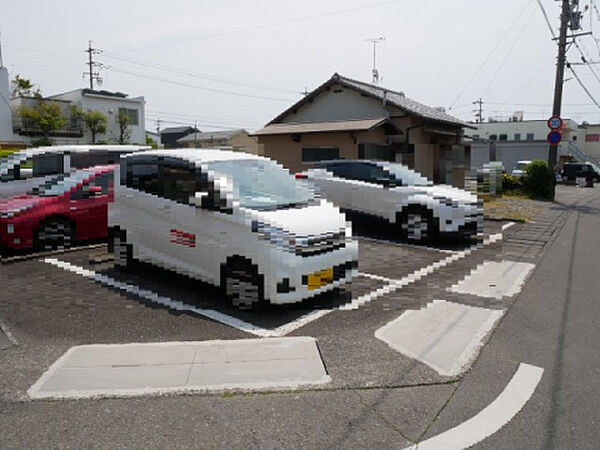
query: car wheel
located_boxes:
[111,228,132,269]
[36,217,75,251]
[222,259,264,310]
[399,207,435,243]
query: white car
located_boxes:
[296,160,482,243]
[109,149,358,309]
[511,160,532,178]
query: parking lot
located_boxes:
[3,198,586,448]
[0,219,513,394]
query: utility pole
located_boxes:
[194,119,198,146]
[83,41,103,89]
[365,37,385,84]
[548,0,571,197]
[156,118,161,136]
[473,98,484,123]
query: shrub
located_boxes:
[502,173,523,192]
[524,160,553,199]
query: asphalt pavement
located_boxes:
[1,184,597,449]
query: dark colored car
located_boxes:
[560,162,600,183]
[0,165,114,255]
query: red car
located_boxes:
[0,165,115,254]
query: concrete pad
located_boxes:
[375,300,504,376]
[448,260,535,299]
[28,337,330,399]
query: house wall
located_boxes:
[581,124,600,160]
[0,67,17,144]
[259,86,467,186]
[471,141,550,172]
[281,85,389,123]
[49,90,145,145]
[228,132,261,154]
[80,94,145,144]
[261,128,387,173]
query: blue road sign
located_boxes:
[547,131,562,144]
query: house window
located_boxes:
[119,108,139,125]
[514,133,521,141]
[358,143,392,160]
[526,133,534,141]
[499,134,507,141]
[490,134,497,141]
[302,147,339,162]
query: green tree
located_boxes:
[145,135,158,149]
[80,109,108,144]
[11,75,41,97]
[17,101,66,145]
[117,109,131,144]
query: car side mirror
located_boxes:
[88,185,103,196]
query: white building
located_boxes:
[49,89,146,145]
[10,88,146,146]
[0,66,23,147]
[465,118,598,171]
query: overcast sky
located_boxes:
[2,0,600,131]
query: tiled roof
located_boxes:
[269,73,474,129]
[177,129,244,142]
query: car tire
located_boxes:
[36,217,75,251]
[222,258,265,310]
[398,206,435,244]
[111,228,133,270]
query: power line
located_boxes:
[448,0,534,110]
[102,51,300,95]
[134,0,409,51]
[108,66,296,102]
[481,6,537,98]
[536,0,557,38]
[567,63,600,108]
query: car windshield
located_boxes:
[516,162,530,170]
[383,163,432,186]
[29,169,96,197]
[206,159,315,210]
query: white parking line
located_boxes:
[338,233,503,311]
[0,316,18,345]
[356,236,458,254]
[43,233,503,338]
[406,363,544,449]
[502,221,516,231]
[43,258,278,338]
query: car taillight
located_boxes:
[295,173,307,179]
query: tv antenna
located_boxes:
[365,37,385,84]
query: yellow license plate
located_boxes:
[307,267,334,291]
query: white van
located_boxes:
[109,149,358,308]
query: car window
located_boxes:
[384,163,431,186]
[347,162,389,182]
[125,160,159,195]
[207,159,314,210]
[31,169,98,197]
[327,163,353,179]
[161,163,198,204]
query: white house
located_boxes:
[49,89,146,145]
